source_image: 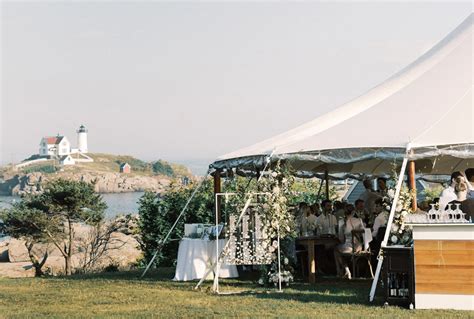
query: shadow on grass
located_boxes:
[50,268,388,307]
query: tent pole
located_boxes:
[213,193,220,293]
[214,170,222,223]
[140,169,211,278]
[408,150,417,211]
[324,170,329,199]
[369,156,408,302]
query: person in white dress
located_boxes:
[439,171,463,211]
[301,205,317,236]
[334,209,365,279]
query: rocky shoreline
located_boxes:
[0,171,172,196]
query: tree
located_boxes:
[0,204,57,276]
[77,215,133,272]
[19,179,107,275]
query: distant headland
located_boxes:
[0,125,194,196]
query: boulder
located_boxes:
[0,240,10,262]
[0,262,35,278]
[7,238,29,262]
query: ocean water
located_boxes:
[0,192,144,219]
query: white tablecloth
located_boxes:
[173,239,239,281]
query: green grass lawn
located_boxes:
[0,268,471,318]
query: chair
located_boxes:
[295,246,308,278]
[342,229,374,279]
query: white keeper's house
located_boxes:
[39,135,71,157]
[35,125,93,166]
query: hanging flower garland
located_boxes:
[382,172,414,246]
[255,161,297,286]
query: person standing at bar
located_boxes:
[439,171,462,211]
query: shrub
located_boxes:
[138,179,214,267]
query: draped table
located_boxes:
[173,238,239,281]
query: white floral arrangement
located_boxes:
[382,175,414,246]
[258,257,294,286]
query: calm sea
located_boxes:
[0,192,144,219]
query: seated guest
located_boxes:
[354,199,372,227]
[372,199,388,238]
[301,205,317,236]
[316,200,337,235]
[377,177,388,196]
[333,201,346,220]
[439,172,463,210]
[311,202,322,217]
[295,202,308,235]
[345,203,355,216]
[334,208,365,279]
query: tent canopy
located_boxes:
[212,14,473,175]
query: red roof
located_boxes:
[43,136,64,145]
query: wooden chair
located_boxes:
[342,229,374,279]
[295,247,308,278]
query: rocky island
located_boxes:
[0,153,193,196]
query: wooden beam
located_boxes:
[408,160,417,211]
[214,170,222,223]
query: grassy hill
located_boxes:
[5,153,192,178]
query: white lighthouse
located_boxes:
[77,124,88,153]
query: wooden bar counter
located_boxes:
[410,223,474,310]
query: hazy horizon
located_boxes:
[1,1,472,175]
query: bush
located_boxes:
[152,161,175,177]
[138,179,214,267]
[23,164,58,174]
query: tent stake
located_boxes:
[369,156,408,302]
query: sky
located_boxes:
[0,1,472,174]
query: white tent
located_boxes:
[212,13,473,175]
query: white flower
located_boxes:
[401,210,408,217]
[391,235,398,243]
[391,224,399,233]
[258,278,264,285]
[284,258,289,265]
[388,189,395,198]
[271,172,278,178]
[272,240,278,248]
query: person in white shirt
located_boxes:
[334,209,365,279]
[359,179,382,215]
[439,171,463,211]
[372,199,388,238]
[316,200,337,235]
